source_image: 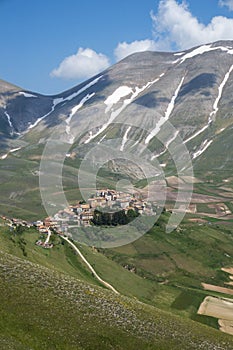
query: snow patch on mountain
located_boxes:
[97,134,107,144]
[27,80,98,131]
[104,86,132,113]
[65,93,95,144]
[145,76,185,144]
[150,131,179,161]
[120,126,131,151]
[209,64,233,121]
[53,75,102,107]
[165,130,179,148]
[67,93,95,125]
[1,154,8,159]
[192,139,213,159]
[65,126,74,144]
[9,147,21,153]
[184,124,209,144]
[0,147,21,160]
[85,76,164,144]
[28,108,54,130]
[185,63,233,144]
[174,44,233,65]
[19,92,37,98]
[131,139,139,148]
[151,149,166,161]
[4,111,14,135]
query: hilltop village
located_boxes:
[51,188,150,229]
[4,189,153,249]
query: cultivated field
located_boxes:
[198,296,233,335]
[202,283,233,296]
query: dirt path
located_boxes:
[61,235,119,294]
[45,229,51,245]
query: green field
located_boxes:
[1,145,233,348]
[0,225,233,349]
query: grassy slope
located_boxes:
[1,221,233,347]
[0,149,127,221]
[98,215,233,325]
[0,221,233,350]
[1,147,233,346]
[0,223,169,307]
[1,244,233,350]
[0,225,101,287]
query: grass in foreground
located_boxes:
[0,249,233,350]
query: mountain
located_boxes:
[0,80,52,144]
[1,40,233,219]
[1,40,233,164]
[1,41,233,347]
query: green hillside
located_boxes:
[0,221,233,348]
[0,241,233,349]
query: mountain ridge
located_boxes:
[1,40,233,150]
[1,40,233,220]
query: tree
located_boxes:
[92,208,138,226]
[102,212,111,226]
[15,224,25,235]
[127,209,139,222]
[113,210,128,225]
[92,209,102,226]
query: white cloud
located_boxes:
[219,0,233,11]
[51,0,233,81]
[114,0,233,62]
[114,39,158,61]
[51,48,110,80]
[151,0,233,50]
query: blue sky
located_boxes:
[1,0,233,94]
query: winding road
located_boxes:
[60,235,119,294]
